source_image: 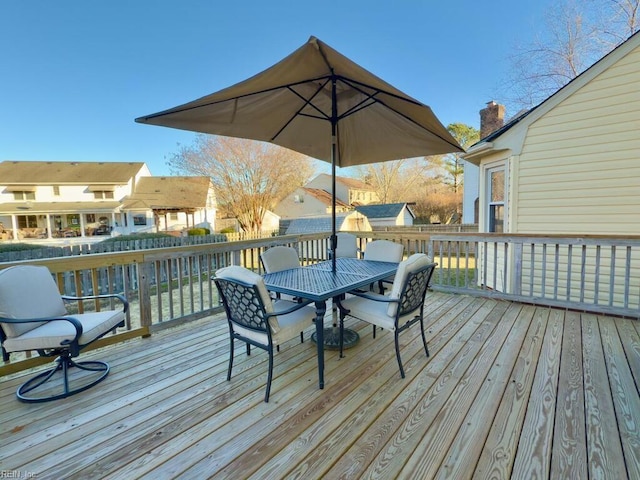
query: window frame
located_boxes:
[484,162,507,233]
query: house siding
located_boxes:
[514,44,640,235]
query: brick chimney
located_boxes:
[479,101,505,138]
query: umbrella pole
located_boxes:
[330,75,338,273]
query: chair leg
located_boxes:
[17,352,110,403]
[372,325,376,338]
[420,317,430,357]
[394,331,405,378]
[265,347,274,402]
[339,312,345,358]
[227,337,235,381]
[300,331,304,343]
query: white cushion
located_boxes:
[335,233,358,258]
[0,265,67,338]
[339,293,418,333]
[387,253,433,317]
[260,246,300,273]
[363,240,404,263]
[3,310,125,353]
[215,265,275,315]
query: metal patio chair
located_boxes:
[337,254,437,377]
[214,265,314,402]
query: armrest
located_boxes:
[62,293,129,313]
[268,298,313,317]
[0,314,84,343]
[346,290,398,304]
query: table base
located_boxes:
[311,327,360,350]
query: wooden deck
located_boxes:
[1,292,639,479]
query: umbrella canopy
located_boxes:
[136,36,464,267]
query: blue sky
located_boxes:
[1,1,553,176]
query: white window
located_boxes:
[94,191,114,199]
[293,194,304,203]
[169,212,179,221]
[486,165,505,233]
[53,186,60,196]
[13,191,35,201]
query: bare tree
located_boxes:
[168,135,315,232]
[357,158,427,204]
[596,0,640,44]
[504,0,640,111]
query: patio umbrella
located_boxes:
[136,36,463,270]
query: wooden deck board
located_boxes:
[1,292,639,480]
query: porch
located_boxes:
[1,292,638,479]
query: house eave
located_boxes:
[461,142,508,165]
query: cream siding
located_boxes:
[514,45,640,235]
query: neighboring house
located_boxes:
[274,187,351,219]
[463,31,640,290]
[120,176,216,234]
[305,173,379,206]
[275,174,378,219]
[355,203,415,228]
[0,161,215,240]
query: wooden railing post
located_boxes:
[137,261,153,336]
[513,242,523,296]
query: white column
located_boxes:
[46,214,53,239]
[11,215,19,240]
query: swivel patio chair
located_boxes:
[214,265,315,402]
[336,254,437,377]
[0,265,128,403]
[363,239,404,293]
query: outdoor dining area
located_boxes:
[0,234,639,478]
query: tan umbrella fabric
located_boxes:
[136,36,463,167]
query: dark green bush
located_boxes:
[100,232,174,243]
[220,227,236,234]
[187,228,210,236]
[0,243,45,253]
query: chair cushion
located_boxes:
[261,246,300,273]
[388,253,433,317]
[216,265,274,313]
[335,233,358,258]
[340,292,397,331]
[340,293,423,332]
[216,265,286,334]
[2,310,125,353]
[0,265,67,338]
[363,240,404,263]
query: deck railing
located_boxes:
[430,233,640,318]
[1,230,638,373]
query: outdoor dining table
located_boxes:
[262,257,399,389]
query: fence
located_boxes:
[1,230,638,374]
